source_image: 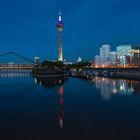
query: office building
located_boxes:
[95,55,101,67]
[117,45,140,67]
[100,44,111,64]
[109,51,117,65]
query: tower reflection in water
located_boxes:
[92,77,140,100]
[58,85,64,130]
[34,77,67,131]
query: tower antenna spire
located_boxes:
[59,10,62,22]
[59,10,61,16]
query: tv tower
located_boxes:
[56,10,64,62]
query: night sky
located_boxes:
[0,0,140,62]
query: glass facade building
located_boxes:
[109,51,117,65]
[117,45,140,67]
[95,55,101,67]
[100,44,111,64]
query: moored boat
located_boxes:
[32,66,69,78]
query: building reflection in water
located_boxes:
[34,76,68,131]
[34,77,67,89]
[0,70,31,78]
[92,77,140,100]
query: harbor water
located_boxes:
[0,70,140,140]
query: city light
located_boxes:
[94,44,140,68]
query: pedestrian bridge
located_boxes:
[0,52,35,69]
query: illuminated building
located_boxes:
[117,45,131,66]
[132,53,140,67]
[56,10,64,62]
[95,55,101,67]
[77,57,82,63]
[117,45,140,67]
[34,57,40,64]
[63,61,73,65]
[100,44,111,64]
[109,51,117,66]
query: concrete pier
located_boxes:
[72,68,140,80]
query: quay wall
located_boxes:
[71,68,140,80]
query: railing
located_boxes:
[0,64,34,69]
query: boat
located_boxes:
[32,66,69,78]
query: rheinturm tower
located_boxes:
[56,10,64,62]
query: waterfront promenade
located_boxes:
[0,64,34,70]
[71,67,140,80]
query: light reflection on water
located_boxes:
[84,76,140,101]
[34,76,67,131]
[58,85,64,131]
[0,71,140,139]
[0,70,31,78]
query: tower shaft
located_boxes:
[57,10,64,62]
[58,31,63,62]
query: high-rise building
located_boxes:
[117,45,140,67]
[117,45,131,66]
[100,44,111,64]
[109,51,117,65]
[56,10,64,62]
[95,55,101,67]
[132,53,140,67]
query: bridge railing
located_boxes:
[0,64,34,69]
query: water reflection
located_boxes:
[33,76,68,131]
[88,77,140,100]
[34,77,68,88]
[0,71,35,98]
[0,73,140,138]
[0,70,31,78]
[58,85,64,130]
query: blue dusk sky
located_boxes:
[0,0,140,62]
